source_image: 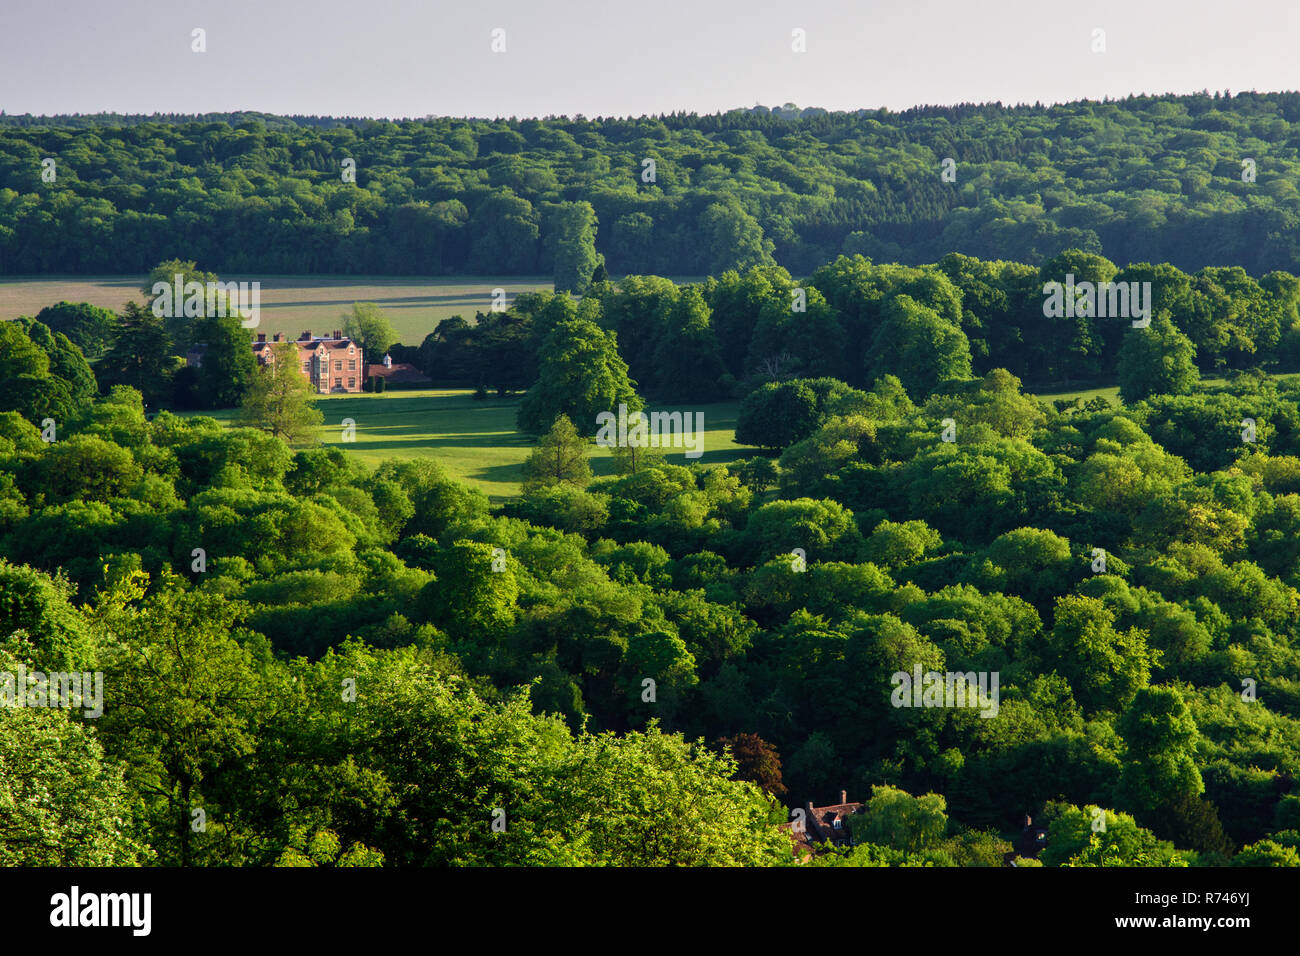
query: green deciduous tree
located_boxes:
[0,644,149,865]
[1118,686,1204,814]
[868,294,973,400]
[1042,595,1158,714]
[851,786,949,852]
[34,301,118,361]
[1118,316,1200,403]
[95,579,267,866]
[237,341,324,443]
[548,200,603,295]
[192,313,257,408]
[517,314,641,435]
[520,413,592,491]
[343,302,397,366]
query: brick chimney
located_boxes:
[272,333,282,343]
[840,790,847,805]
[257,333,266,343]
[332,329,341,340]
[300,330,312,341]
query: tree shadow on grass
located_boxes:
[469,461,528,486]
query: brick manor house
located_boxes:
[253,330,364,393]
[188,329,364,394]
[188,328,431,392]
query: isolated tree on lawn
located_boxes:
[237,341,323,443]
[521,413,592,491]
[517,316,641,435]
[343,302,397,366]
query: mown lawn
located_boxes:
[189,389,754,500]
[1033,371,1300,408]
[1032,384,1123,406]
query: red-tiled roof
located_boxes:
[777,822,817,862]
[251,335,358,353]
[805,796,864,845]
[366,362,430,384]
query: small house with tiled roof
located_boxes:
[804,790,864,846]
[366,353,431,387]
[777,821,817,863]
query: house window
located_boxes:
[335,360,342,371]
[833,819,842,830]
[348,359,356,370]
[348,378,355,389]
[302,361,310,373]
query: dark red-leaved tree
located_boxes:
[718,733,787,798]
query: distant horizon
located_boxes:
[0,87,1292,125]
[4,0,1299,118]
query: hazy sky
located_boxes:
[2,0,1298,118]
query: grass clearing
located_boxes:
[1032,384,1123,406]
[185,389,754,501]
[1033,371,1300,408]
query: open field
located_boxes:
[185,389,753,500]
[1033,384,1123,406]
[0,275,556,347]
[1035,371,1300,407]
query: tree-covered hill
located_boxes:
[6,90,1300,277]
[4,366,1300,865]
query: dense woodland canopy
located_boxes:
[421,250,1300,404]
[3,267,1300,864]
[9,91,1300,279]
[5,91,1300,865]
